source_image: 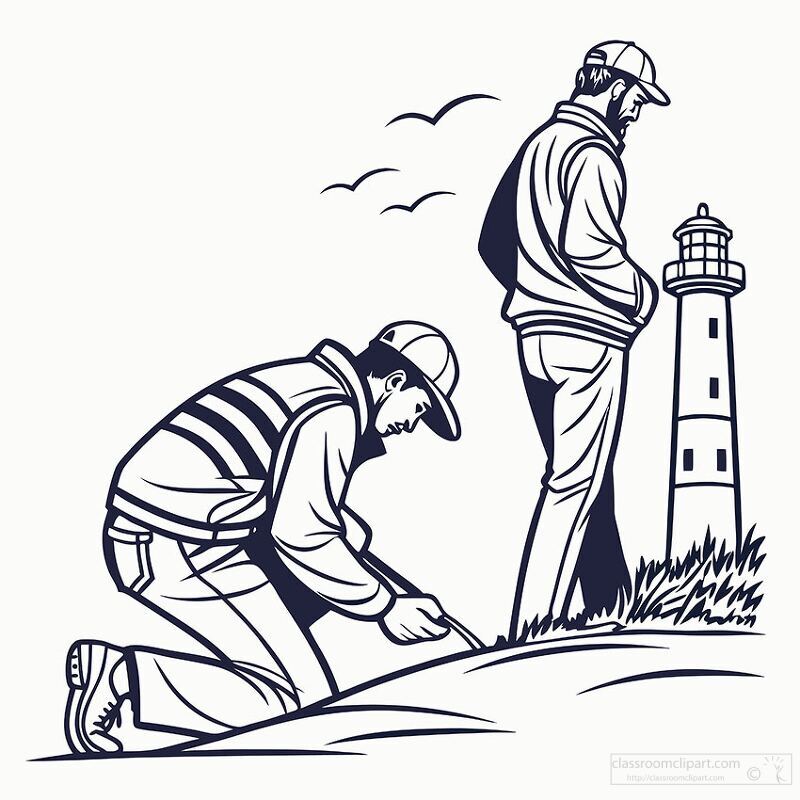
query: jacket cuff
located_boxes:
[355,583,395,620]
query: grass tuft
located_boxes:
[626,525,764,628]
[499,526,765,645]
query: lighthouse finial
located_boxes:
[698,202,709,217]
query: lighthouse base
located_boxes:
[668,484,739,561]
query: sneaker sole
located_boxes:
[64,640,112,755]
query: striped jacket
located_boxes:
[107,340,393,618]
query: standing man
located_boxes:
[479,42,669,638]
[66,321,461,754]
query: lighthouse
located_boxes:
[663,203,745,560]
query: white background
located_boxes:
[1,0,798,796]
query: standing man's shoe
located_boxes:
[563,619,625,633]
[65,640,129,754]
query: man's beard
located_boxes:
[605,95,631,142]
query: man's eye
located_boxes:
[415,403,424,414]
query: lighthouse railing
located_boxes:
[664,260,745,284]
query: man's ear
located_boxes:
[384,370,407,394]
[610,79,627,101]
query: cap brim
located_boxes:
[420,375,460,441]
[639,79,670,106]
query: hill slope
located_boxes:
[170,629,764,757]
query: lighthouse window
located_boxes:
[717,449,727,471]
[709,317,719,338]
[683,448,694,471]
[710,377,720,398]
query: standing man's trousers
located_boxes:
[104,514,334,737]
[510,334,632,639]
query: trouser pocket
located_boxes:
[104,514,155,595]
[541,335,609,375]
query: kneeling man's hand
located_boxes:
[379,594,451,645]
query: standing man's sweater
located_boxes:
[479,102,658,348]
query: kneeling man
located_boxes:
[66,321,461,753]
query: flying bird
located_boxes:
[386,93,500,127]
[320,167,398,194]
[380,191,455,215]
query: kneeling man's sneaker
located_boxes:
[65,640,128,754]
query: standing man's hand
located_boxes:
[379,594,451,645]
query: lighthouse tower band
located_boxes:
[663,203,745,560]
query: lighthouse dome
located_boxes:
[673,203,733,242]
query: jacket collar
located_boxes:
[312,340,372,436]
[554,101,623,153]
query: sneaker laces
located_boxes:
[95,698,123,731]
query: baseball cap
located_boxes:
[584,40,670,106]
[373,321,461,441]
